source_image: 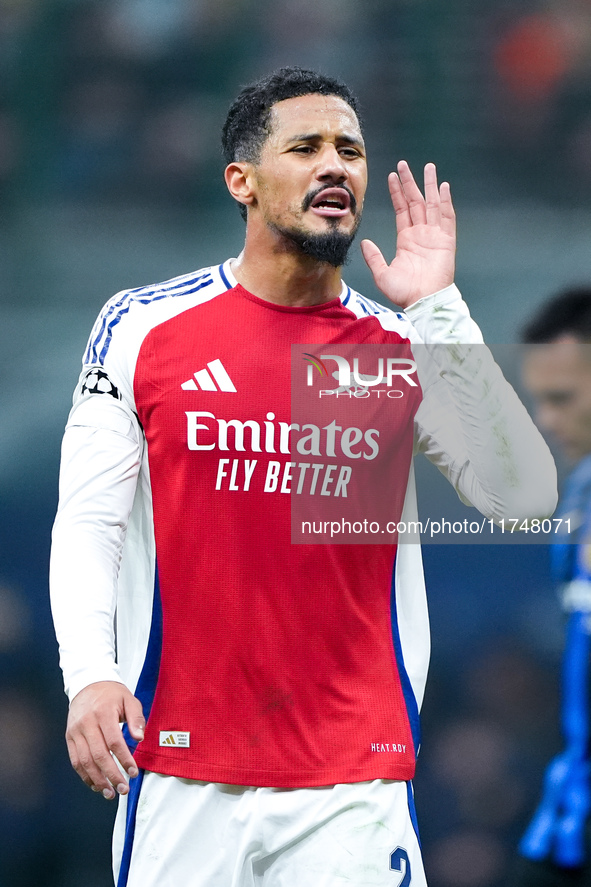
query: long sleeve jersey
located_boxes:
[50,260,557,786]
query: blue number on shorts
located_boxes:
[390,847,411,886]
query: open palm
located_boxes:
[361,161,456,309]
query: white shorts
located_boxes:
[113,772,425,887]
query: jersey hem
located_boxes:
[132,750,416,787]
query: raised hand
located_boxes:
[361,161,456,309]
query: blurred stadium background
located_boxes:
[1,0,590,883]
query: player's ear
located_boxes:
[224,162,256,213]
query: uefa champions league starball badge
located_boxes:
[81,368,121,400]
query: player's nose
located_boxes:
[315,145,348,183]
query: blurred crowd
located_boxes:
[0,0,591,207]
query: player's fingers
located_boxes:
[123,694,146,745]
[102,722,139,779]
[84,729,130,798]
[423,163,441,227]
[387,172,412,232]
[66,735,100,792]
[439,181,456,236]
[68,732,117,798]
[360,239,388,279]
[397,161,427,226]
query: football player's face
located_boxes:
[252,93,367,241]
[522,338,591,463]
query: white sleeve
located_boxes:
[49,394,143,701]
[406,284,558,521]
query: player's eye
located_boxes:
[547,393,573,406]
[292,145,315,154]
[339,147,361,158]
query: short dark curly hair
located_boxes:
[522,287,591,343]
[221,66,362,220]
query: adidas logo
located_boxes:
[182,359,236,392]
[159,731,190,748]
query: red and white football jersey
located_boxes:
[50,260,556,786]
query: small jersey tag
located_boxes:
[159,731,190,748]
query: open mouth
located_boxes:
[308,187,352,218]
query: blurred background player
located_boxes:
[516,289,591,886]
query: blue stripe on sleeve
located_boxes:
[85,272,213,366]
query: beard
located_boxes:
[268,185,361,268]
[270,221,357,268]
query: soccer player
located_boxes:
[516,290,591,887]
[50,67,557,886]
